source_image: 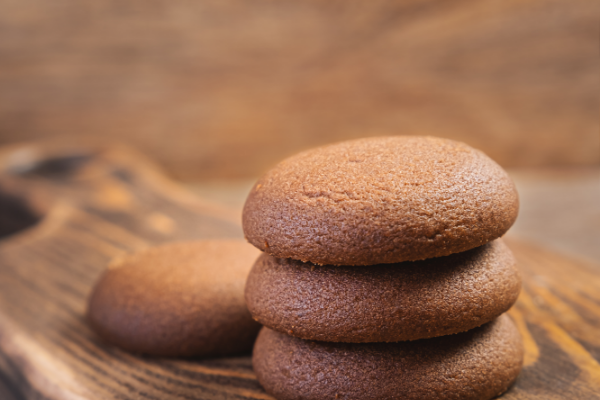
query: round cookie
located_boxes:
[87,240,262,357]
[253,314,523,400]
[243,136,519,265]
[245,239,520,342]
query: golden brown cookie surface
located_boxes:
[253,314,523,400]
[245,239,520,342]
[87,240,261,357]
[243,136,519,265]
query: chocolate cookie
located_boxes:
[243,136,518,265]
[245,239,520,342]
[87,240,262,357]
[253,314,523,400]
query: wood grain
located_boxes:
[0,0,598,180]
[0,143,598,399]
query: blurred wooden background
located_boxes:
[0,0,598,180]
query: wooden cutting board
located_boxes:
[0,143,598,400]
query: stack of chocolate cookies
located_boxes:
[243,137,524,400]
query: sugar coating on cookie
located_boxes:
[253,314,523,400]
[87,240,262,357]
[243,136,519,265]
[246,239,520,342]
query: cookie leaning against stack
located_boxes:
[243,136,524,400]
